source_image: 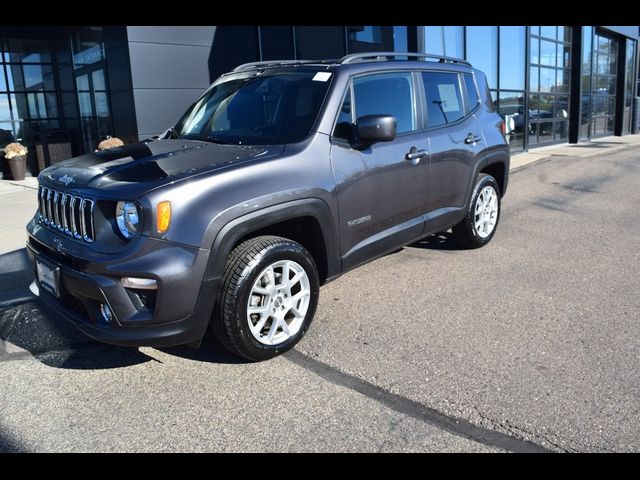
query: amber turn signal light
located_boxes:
[156,201,171,233]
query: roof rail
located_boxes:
[339,52,471,67]
[232,59,335,72]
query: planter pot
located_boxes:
[6,155,26,181]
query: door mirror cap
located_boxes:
[352,115,397,148]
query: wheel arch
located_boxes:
[203,198,340,287]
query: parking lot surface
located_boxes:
[1,146,639,452]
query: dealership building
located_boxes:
[0,26,638,173]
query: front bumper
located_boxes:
[26,223,218,347]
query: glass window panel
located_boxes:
[348,26,382,43]
[555,96,569,118]
[498,92,525,152]
[5,64,23,90]
[78,91,93,117]
[27,92,37,118]
[539,94,555,129]
[531,27,540,36]
[296,26,345,59]
[582,27,593,73]
[625,40,636,96]
[0,93,11,122]
[443,26,463,58]
[529,93,539,117]
[539,68,555,93]
[556,69,570,93]
[530,67,539,91]
[557,27,564,42]
[607,96,616,117]
[348,26,409,54]
[94,92,109,117]
[559,44,570,68]
[592,95,608,114]
[393,26,408,53]
[541,26,556,40]
[9,94,27,121]
[3,38,51,63]
[0,67,6,91]
[579,94,590,140]
[92,70,106,91]
[37,92,46,118]
[530,37,539,65]
[260,26,294,61]
[555,121,568,141]
[581,72,591,91]
[420,71,465,128]
[466,26,497,89]
[76,74,89,91]
[354,72,415,133]
[499,26,525,90]
[45,93,58,118]
[540,40,556,66]
[425,26,444,56]
[22,64,55,90]
[606,115,615,134]
[71,26,105,69]
[0,122,16,146]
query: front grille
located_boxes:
[38,186,95,243]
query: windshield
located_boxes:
[174,70,332,145]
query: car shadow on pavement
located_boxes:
[0,248,245,369]
[409,231,460,251]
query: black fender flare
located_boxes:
[463,150,510,210]
[202,197,340,284]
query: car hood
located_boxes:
[39,139,284,196]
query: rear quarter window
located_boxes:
[420,71,465,128]
[463,74,480,112]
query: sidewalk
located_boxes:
[1,133,640,256]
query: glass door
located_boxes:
[75,66,112,153]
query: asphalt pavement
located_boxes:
[1,146,639,452]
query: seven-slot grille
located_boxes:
[38,186,95,243]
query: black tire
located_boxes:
[452,174,501,249]
[212,235,320,361]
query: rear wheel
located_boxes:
[452,173,501,249]
[212,235,319,361]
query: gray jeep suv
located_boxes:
[26,52,509,361]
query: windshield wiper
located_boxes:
[205,134,236,145]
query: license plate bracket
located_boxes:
[36,259,60,298]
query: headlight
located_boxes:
[115,201,139,239]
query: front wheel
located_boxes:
[452,174,501,249]
[212,235,319,361]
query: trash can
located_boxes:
[632,97,640,135]
[34,129,73,173]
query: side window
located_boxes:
[463,74,480,112]
[333,87,353,140]
[421,72,465,128]
[353,72,415,134]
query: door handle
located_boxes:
[464,133,482,144]
[405,147,428,163]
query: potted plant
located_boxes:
[2,142,28,181]
[97,136,124,151]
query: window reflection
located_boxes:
[348,26,408,54]
[424,26,463,58]
[499,26,525,90]
[466,27,497,89]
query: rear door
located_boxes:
[420,71,486,213]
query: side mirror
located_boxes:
[352,114,396,148]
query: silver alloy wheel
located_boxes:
[246,259,311,346]
[474,185,498,238]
